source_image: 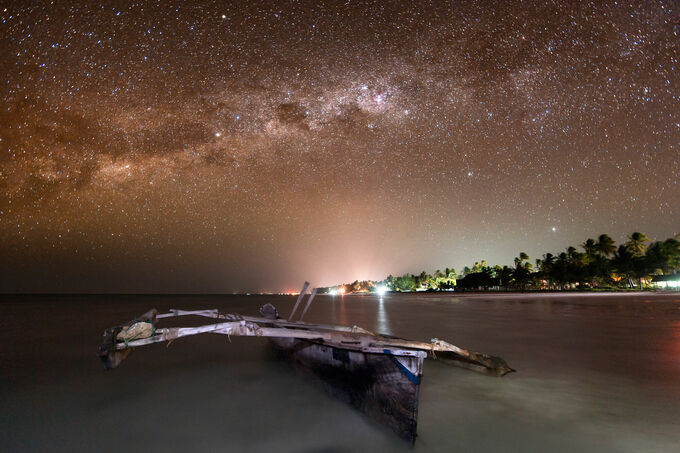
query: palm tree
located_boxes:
[645,238,680,275]
[512,252,533,289]
[588,253,613,286]
[596,234,616,257]
[665,238,680,272]
[582,238,597,260]
[497,265,514,289]
[541,252,556,268]
[645,242,665,275]
[626,232,649,257]
[566,246,580,261]
[514,252,530,267]
[536,253,555,288]
[550,252,570,289]
[613,245,636,287]
[564,246,587,285]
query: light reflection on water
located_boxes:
[2,292,680,452]
[376,296,389,334]
[337,295,347,326]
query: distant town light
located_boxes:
[337,287,346,294]
[663,279,680,288]
[330,288,338,296]
[376,286,388,296]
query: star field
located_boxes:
[1,1,679,292]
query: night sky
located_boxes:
[1,1,679,293]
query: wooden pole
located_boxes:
[288,281,309,320]
[298,287,318,321]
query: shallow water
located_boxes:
[2,292,680,452]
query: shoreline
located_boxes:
[1,289,678,298]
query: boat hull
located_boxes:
[270,337,424,443]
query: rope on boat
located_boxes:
[430,339,437,359]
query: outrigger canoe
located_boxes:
[98,284,514,443]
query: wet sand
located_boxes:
[2,292,680,452]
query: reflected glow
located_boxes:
[338,297,347,326]
[377,296,390,334]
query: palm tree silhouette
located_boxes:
[582,238,597,260]
[596,234,616,257]
[645,238,680,275]
[626,232,650,257]
[512,252,533,289]
[613,245,636,287]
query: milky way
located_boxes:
[1,1,679,292]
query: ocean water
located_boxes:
[1,292,679,452]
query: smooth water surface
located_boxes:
[2,292,680,452]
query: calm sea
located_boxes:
[2,292,679,452]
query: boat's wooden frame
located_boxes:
[98,289,514,443]
[114,308,512,372]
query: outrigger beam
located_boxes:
[160,308,378,335]
[100,308,514,376]
[115,320,425,358]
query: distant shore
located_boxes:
[2,287,679,297]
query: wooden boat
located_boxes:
[98,284,514,443]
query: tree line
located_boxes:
[325,232,680,293]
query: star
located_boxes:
[0,0,677,293]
